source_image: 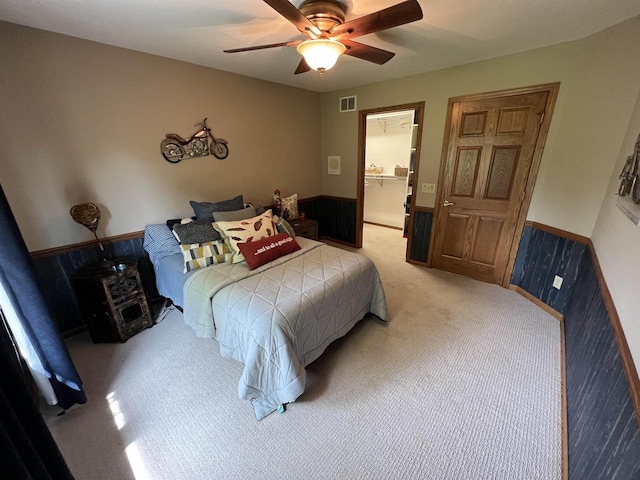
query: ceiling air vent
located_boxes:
[339,96,357,113]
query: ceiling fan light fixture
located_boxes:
[296,39,346,73]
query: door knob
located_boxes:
[443,200,455,206]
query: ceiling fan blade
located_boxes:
[224,40,301,53]
[263,0,321,38]
[341,39,395,65]
[294,58,311,75]
[331,0,423,40]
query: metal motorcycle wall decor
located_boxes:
[618,133,640,204]
[160,118,229,163]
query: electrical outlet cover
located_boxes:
[552,275,563,289]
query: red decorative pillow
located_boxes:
[237,233,301,270]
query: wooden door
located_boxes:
[430,88,553,285]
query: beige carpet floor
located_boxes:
[47,223,562,480]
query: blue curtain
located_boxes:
[1,316,75,479]
[0,184,86,409]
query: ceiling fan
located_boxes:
[224,0,423,75]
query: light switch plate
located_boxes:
[328,156,341,175]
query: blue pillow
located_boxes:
[143,224,181,263]
[189,195,244,220]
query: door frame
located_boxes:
[427,83,560,287]
[356,101,426,251]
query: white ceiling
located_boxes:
[2,0,640,93]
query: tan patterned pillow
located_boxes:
[213,210,276,263]
[180,240,233,273]
[280,193,299,220]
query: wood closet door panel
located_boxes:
[431,91,548,284]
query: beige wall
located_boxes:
[319,16,640,370]
[0,21,321,251]
[2,17,640,365]
[592,88,640,368]
[319,16,640,238]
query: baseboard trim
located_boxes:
[318,236,357,248]
[525,221,589,245]
[363,221,403,231]
[30,230,145,259]
[407,258,429,267]
[320,195,356,203]
[587,240,640,427]
[297,195,323,203]
[560,316,569,480]
[508,284,563,321]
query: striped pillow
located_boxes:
[143,224,181,263]
[180,240,232,273]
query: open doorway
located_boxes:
[356,102,425,260]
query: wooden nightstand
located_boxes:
[290,218,318,240]
[71,257,153,343]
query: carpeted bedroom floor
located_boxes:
[47,223,562,480]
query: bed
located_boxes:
[143,208,387,420]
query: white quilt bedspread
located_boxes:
[183,237,387,420]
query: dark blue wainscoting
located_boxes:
[409,209,433,263]
[510,225,586,314]
[32,236,157,334]
[32,195,357,335]
[298,196,357,245]
[301,197,431,250]
[511,223,640,478]
[297,197,318,226]
[564,251,640,479]
[315,197,357,245]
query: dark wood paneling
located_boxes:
[310,196,432,260]
[32,236,157,333]
[564,252,640,479]
[588,241,640,425]
[509,226,585,314]
[316,197,357,245]
[297,197,319,226]
[512,222,640,478]
[510,224,532,285]
[409,209,433,264]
